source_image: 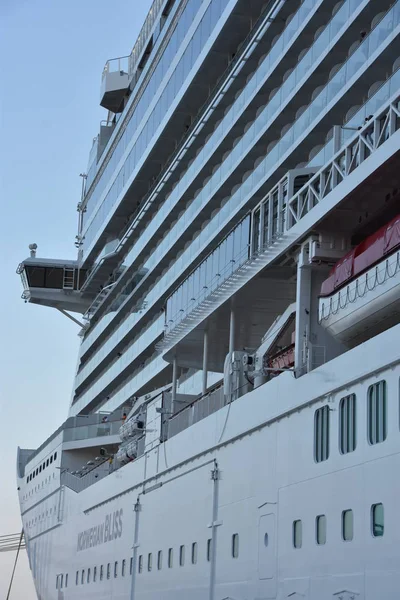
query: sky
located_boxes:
[0,0,152,597]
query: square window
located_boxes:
[316,515,326,545]
[293,520,302,548]
[372,503,384,537]
[342,509,353,541]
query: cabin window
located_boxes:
[107,563,110,579]
[157,550,162,570]
[316,515,326,545]
[75,571,79,585]
[168,548,173,568]
[46,459,49,467]
[65,573,68,588]
[50,456,53,464]
[232,533,239,558]
[372,503,384,537]
[114,561,118,577]
[87,568,91,584]
[179,545,185,566]
[130,557,133,575]
[54,452,57,461]
[191,542,198,564]
[368,381,387,444]
[121,559,126,576]
[314,406,330,462]
[100,565,104,581]
[340,394,357,453]
[207,538,212,561]
[81,570,85,584]
[138,555,143,573]
[342,510,353,541]
[293,520,302,548]
[93,566,97,582]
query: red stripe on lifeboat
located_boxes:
[320,213,400,297]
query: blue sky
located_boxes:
[0,0,151,596]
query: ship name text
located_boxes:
[77,508,123,552]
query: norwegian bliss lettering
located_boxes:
[77,508,123,552]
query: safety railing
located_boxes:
[168,385,225,438]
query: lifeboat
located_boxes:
[319,214,400,344]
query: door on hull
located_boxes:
[258,513,276,580]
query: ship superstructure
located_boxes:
[15,0,400,598]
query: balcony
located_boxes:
[100,56,130,113]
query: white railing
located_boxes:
[286,94,400,228]
[102,55,130,79]
[158,89,400,353]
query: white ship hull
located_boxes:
[18,324,400,599]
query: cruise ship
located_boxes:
[15,0,400,598]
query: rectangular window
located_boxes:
[157,550,162,570]
[148,553,152,572]
[316,515,326,545]
[114,561,118,578]
[207,538,212,562]
[76,571,79,586]
[339,394,357,454]
[368,381,387,444]
[87,568,91,584]
[60,574,63,588]
[130,557,133,575]
[191,542,197,564]
[293,520,302,548]
[314,406,330,462]
[342,509,353,541]
[372,503,384,537]
[107,563,111,579]
[232,533,239,558]
[121,559,126,576]
[168,548,173,568]
[100,565,104,581]
[81,570,85,585]
[65,573,68,588]
[93,567,97,582]
[56,575,59,589]
[179,545,185,566]
[138,555,143,573]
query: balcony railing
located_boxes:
[168,385,225,438]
